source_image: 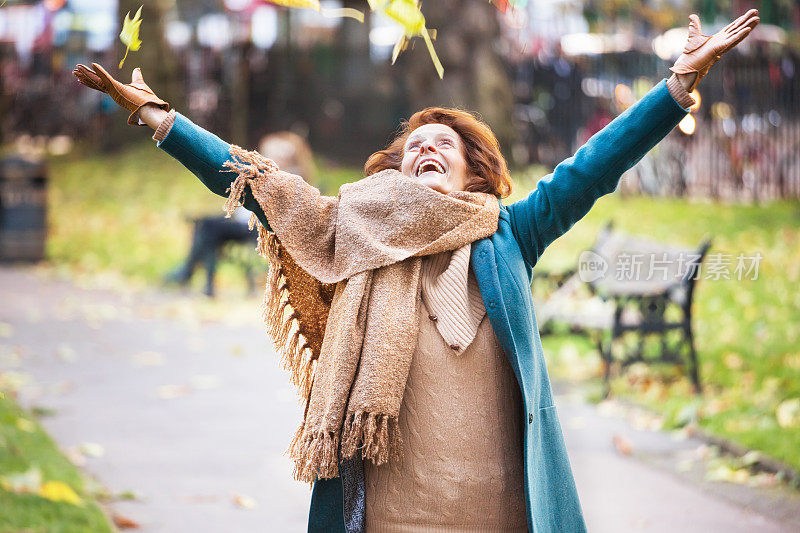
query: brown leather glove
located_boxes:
[72,63,169,126]
[670,9,759,92]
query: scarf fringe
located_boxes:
[340,411,402,465]
[287,424,340,483]
[261,229,317,401]
[221,145,279,218]
[222,146,317,402]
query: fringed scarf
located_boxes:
[222,145,499,483]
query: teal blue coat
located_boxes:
[158,79,689,532]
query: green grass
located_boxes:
[44,144,800,472]
[0,395,113,533]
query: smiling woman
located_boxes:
[366,107,513,197]
[70,9,760,533]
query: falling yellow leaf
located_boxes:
[369,0,444,78]
[38,480,84,506]
[119,6,143,68]
[267,1,364,22]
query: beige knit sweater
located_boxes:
[364,246,527,532]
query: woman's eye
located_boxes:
[438,140,454,147]
[407,143,420,151]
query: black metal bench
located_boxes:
[533,222,711,394]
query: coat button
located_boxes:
[528,413,533,424]
[487,300,497,309]
[449,344,460,351]
[429,314,438,322]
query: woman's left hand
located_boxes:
[671,9,760,92]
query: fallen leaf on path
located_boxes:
[596,398,624,418]
[612,434,634,456]
[64,446,87,467]
[156,384,191,399]
[0,323,13,338]
[232,493,257,509]
[116,489,141,501]
[112,513,141,529]
[705,463,751,484]
[80,442,105,458]
[56,344,77,363]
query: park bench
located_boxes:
[532,222,711,394]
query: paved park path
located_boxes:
[1,266,798,532]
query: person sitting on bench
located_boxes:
[165,131,316,296]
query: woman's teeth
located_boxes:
[417,160,445,176]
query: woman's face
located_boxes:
[400,123,470,194]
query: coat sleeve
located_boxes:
[506,78,691,267]
[155,112,271,230]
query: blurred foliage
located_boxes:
[0,395,113,532]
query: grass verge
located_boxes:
[0,394,113,533]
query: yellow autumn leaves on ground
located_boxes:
[1,466,84,506]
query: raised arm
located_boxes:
[508,10,759,267]
[73,63,276,230]
[146,108,271,229]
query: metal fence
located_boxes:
[516,45,800,202]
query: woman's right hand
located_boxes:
[72,63,169,127]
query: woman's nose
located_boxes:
[420,140,437,153]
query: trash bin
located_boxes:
[0,156,48,262]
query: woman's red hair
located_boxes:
[364,107,512,198]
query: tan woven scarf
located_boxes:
[222,146,499,482]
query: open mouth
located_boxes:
[416,158,446,177]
